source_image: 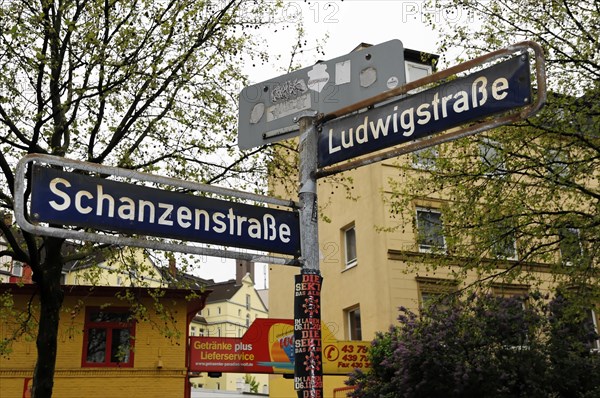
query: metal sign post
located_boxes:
[293,115,324,398]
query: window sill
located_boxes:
[81,362,134,368]
[342,262,358,273]
[411,163,436,171]
[418,246,447,254]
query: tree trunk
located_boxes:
[32,238,64,398]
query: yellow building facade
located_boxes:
[0,284,208,398]
[55,250,273,395]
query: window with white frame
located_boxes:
[412,147,439,170]
[346,306,362,341]
[490,222,518,260]
[343,224,357,268]
[416,208,446,253]
[559,227,583,266]
[586,309,600,351]
[479,138,507,176]
[558,298,600,352]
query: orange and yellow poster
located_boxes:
[189,318,370,375]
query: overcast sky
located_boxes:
[244,1,450,82]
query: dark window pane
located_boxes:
[111,328,131,363]
[559,227,582,265]
[491,224,517,259]
[417,210,444,250]
[349,309,362,340]
[496,296,528,346]
[84,310,133,367]
[86,328,107,363]
[345,227,357,265]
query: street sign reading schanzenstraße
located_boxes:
[31,166,300,256]
[318,54,531,168]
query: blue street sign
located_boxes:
[319,54,531,168]
[31,166,300,256]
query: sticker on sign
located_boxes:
[238,40,406,150]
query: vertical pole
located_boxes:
[294,116,323,398]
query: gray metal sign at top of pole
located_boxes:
[237,40,406,150]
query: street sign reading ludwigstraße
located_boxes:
[30,166,300,256]
[318,54,531,168]
[238,40,406,150]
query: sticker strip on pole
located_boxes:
[295,116,324,398]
